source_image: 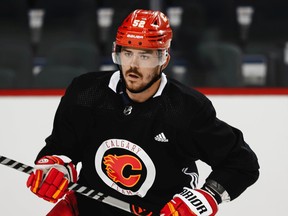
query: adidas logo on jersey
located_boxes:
[154,132,169,142]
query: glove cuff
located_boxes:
[36,155,77,183]
[65,162,77,183]
[202,179,231,204]
[174,187,218,216]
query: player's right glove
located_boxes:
[160,187,218,216]
[26,155,77,203]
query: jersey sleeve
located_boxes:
[35,74,95,164]
[186,97,260,201]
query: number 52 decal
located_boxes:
[132,20,146,28]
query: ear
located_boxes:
[161,53,170,70]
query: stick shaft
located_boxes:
[0,155,154,215]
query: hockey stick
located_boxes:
[0,155,155,216]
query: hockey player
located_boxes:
[26,9,259,215]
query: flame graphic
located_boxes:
[131,205,153,216]
[103,154,142,187]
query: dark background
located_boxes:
[0,0,287,89]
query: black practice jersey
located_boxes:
[36,70,259,215]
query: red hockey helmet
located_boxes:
[115,9,173,50]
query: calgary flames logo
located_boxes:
[103,154,142,187]
[95,138,156,197]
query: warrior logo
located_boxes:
[95,139,156,197]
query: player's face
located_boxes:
[119,47,163,93]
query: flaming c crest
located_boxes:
[103,154,142,187]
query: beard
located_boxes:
[123,67,162,94]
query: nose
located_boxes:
[130,55,140,68]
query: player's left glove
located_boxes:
[160,187,218,216]
[26,155,77,203]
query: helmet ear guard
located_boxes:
[112,52,117,64]
[111,42,120,65]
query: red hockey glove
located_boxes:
[26,155,77,203]
[160,187,218,216]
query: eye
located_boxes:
[139,54,150,60]
[123,52,133,57]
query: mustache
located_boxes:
[126,68,142,77]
